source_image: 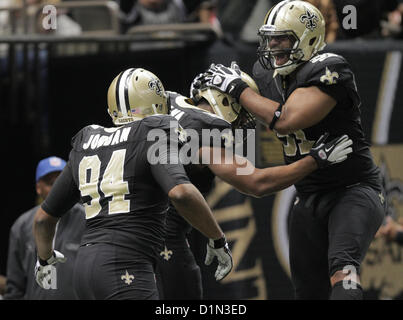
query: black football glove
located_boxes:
[205,236,233,281]
[189,72,210,102]
[309,133,353,169]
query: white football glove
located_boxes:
[309,133,353,168]
[35,250,66,290]
[205,236,233,281]
[206,61,248,99]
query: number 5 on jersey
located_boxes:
[79,149,130,219]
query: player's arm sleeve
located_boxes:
[304,58,359,106]
[41,162,81,218]
[147,137,191,194]
[3,222,26,300]
[150,162,191,194]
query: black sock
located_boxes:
[330,281,363,300]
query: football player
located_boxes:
[32,68,233,300]
[197,0,386,300]
[156,69,354,300]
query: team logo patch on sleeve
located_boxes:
[299,9,319,31]
[320,67,339,85]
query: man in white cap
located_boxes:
[3,156,85,300]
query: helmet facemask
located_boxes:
[257,25,304,75]
[230,104,256,131]
[257,0,327,76]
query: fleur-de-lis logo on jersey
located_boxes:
[320,67,339,85]
[299,9,319,31]
[175,125,188,144]
[160,246,173,261]
[379,192,385,205]
[121,270,134,285]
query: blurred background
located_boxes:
[1,0,403,299]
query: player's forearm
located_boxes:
[239,87,280,125]
[255,156,317,196]
[169,184,224,240]
[33,207,59,261]
[240,87,337,135]
[207,157,260,197]
[239,89,306,135]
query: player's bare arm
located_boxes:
[202,61,337,135]
[168,183,224,240]
[200,131,352,197]
[239,86,336,135]
[202,146,316,197]
[33,207,59,261]
[168,183,233,281]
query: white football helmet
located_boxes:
[257,0,326,76]
[107,68,168,125]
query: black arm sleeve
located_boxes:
[304,56,360,108]
[41,162,81,217]
[150,162,191,194]
[147,136,191,194]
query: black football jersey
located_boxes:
[165,91,231,238]
[253,53,380,194]
[42,115,190,259]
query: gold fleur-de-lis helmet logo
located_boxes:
[148,79,164,97]
[299,9,319,31]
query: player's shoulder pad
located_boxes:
[188,108,231,131]
[166,90,180,100]
[168,90,231,130]
[252,60,277,93]
[298,52,352,85]
[71,124,103,149]
[308,53,348,70]
[166,90,186,110]
[141,114,178,131]
[253,60,275,82]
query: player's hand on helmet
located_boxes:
[205,236,233,281]
[35,250,66,289]
[205,61,249,100]
[190,72,210,102]
[309,132,353,169]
